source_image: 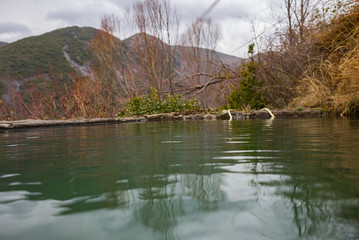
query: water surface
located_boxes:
[0,119,358,240]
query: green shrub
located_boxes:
[121,88,200,116]
[228,44,267,110]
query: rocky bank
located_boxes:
[0,109,325,130]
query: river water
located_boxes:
[0,119,358,240]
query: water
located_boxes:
[0,119,358,240]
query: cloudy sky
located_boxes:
[0,0,283,57]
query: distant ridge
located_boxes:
[0,26,242,103]
[0,26,241,80]
[0,26,95,80]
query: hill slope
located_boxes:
[0,26,242,103]
[0,26,95,80]
[0,41,7,47]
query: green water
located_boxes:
[0,119,358,240]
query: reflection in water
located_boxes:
[183,174,226,211]
[227,119,359,239]
[0,119,358,239]
[137,191,178,240]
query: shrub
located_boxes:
[121,88,200,116]
[227,51,267,110]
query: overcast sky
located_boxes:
[0,0,283,57]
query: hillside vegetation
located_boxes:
[0,26,94,79]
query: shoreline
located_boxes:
[0,109,325,130]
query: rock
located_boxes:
[118,117,145,123]
[204,114,216,120]
[173,115,184,121]
[0,117,144,130]
[247,109,325,119]
[216,111,230,120]
[220,110,228,115]
[0,109,326,130]
[271,109,325,118]
[184,114,205,120]
[0,123,12,128]
[162,113,175,121]
[250,110,271,119]
[231,111,244,120]
[144,114,163,121]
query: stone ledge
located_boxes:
[222,109,325,120]
[0,109,326,130]
[0,117,145,130]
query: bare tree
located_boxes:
[295,0,311,43]
[285,0,295,46]
[180,18,221,106]
[132,0,179,98]
[251,0,321,107]
[91,15,138,105]
[89,0,230,108]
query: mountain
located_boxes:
[0,26,96,100]
[0,41,7,47]
[0,26,242,103]
[0,26,94,80]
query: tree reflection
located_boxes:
[228,119,359,238]
[136,183,178,240]
[132,123,228,239]
[182,174,226,211]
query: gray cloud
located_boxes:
[0,0,280,57]
[0,22,31,35]
[177,1,245,21]
[47,8,101,27]
[108,0,134,7]
[46,1,124,27]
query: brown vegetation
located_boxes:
[252,0,319,108]
[291,1,359,116]
[0,72,120,120]
[238,0,359,116]
[89,0,232,108]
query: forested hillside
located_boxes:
[0,26,94,79]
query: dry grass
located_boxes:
[292,4,359,116]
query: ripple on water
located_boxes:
[0,191,41,203]
[0,174,20,179]
[226,141,249,144]
[161,141,182,144]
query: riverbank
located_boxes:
[0,109,325,130]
